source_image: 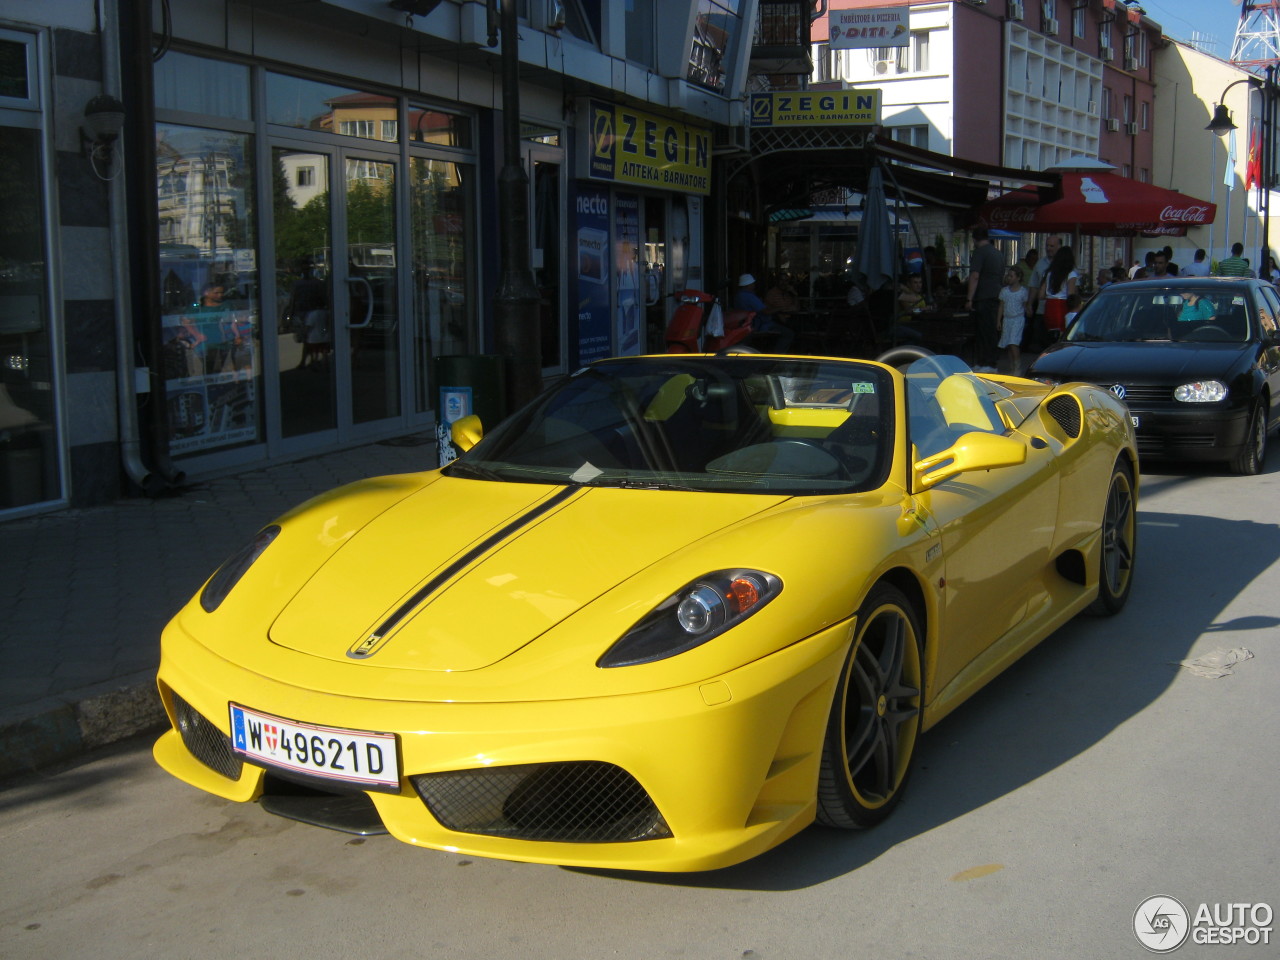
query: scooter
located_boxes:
[664,289,754,353]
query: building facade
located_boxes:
[1,0,767,519]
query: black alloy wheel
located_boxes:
[1087,459,1137,616]
[1230,403,1268,476]
[816,583,923,829]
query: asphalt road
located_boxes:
[2,460,1277,960]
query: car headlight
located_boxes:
[199,525,281,612]
[1174,380,1228,402]
[597,569,782,668]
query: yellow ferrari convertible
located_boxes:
[154,352,1138,872]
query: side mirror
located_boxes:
[450,414,483,453]
[913,432,1027,490]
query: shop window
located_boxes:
[155,50,250,120]
[265,72,397,143]
[0,30,37,108]
[155,124,262,456]
[409,105,472,149]
[688,0,742,92]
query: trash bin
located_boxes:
[434,354,507,466]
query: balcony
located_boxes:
[749,0,813,76]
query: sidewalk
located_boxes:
[0,434,439,779]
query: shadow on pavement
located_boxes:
[573,507,1280,890]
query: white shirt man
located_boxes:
[1180,249,1211,277]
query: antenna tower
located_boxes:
[1231,0,1280,73]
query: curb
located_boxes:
[0,675,166,780]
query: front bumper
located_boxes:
[1127,402,1250,462]
[153,618,853,872]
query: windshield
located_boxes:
[1067,286,1252,344]
[445,356,896,494]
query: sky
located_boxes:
[1136,0,1250,60]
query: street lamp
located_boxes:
[1207,74,1273,279]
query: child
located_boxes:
[996,267,1029,375]
[1063,292,1082,328]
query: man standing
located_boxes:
[1180,249,1211,277]
[966,227,1006,370]
[734,273,795,351]
[1150,250,1173,278]
[1028,234,1061,351]
[1216,242,1252,277]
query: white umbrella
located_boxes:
[854,165,896,291]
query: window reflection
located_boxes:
[409,105,472,148]
[155,124,261,455]
[266,73,401,143]
[688,0,741,92]
[410,156,474,412]
[0,127,56,508]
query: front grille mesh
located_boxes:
[173,694,242,780]
[412,761,671,843]
[1046,395,1082,437]
[1114,384,1174,404]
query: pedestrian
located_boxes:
[1038,245,1079,340]
[1095,267,1114,292]
[996,267,1029,375]
[1216,242,1252,277]
[1028,234,1061,350]
[1162,245,1180,276]
[892,273,928,344]
[1150,250,1173,278]
[965,226,1006,370]
[1181,248,1211,277]
[763,273,800,322]
[1016,248,1038,287]
[1128,258,1143,279]
[734,273,795,351]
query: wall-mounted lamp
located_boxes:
[80,94,125,179]
[388,0,443,16]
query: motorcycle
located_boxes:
[664,289,755,353]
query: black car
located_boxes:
[1029,277,1280,474]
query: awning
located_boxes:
[971,171,1216,237]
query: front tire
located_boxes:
[1086,459,1137,616]
[816,583,923,829]
[1230,402,1267,476]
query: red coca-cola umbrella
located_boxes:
[973,170,1216,237]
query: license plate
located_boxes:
[230,704,400,792]
[1130,415,1140,428]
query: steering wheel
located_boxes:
[1183,324,1229,341]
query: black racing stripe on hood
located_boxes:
[359,486,578,650]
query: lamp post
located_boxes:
[489,0,542,413]
[1207,73,1273,279]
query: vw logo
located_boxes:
[1109,384,1127,400]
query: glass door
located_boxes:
[271,144,400,443]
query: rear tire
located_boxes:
[1230,403,1267,476]
[1086,459,1137,616]
[816,583,923,829]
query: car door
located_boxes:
[1255,285,1280,427]
[905,374,1060,690]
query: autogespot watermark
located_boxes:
[1133,896,1273,952]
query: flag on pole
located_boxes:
[1223,124,1233,190]
[1245,122,1261,190]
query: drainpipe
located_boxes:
[119,0,184,486]
[101,0,163,494]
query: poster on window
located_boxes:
[828,7,909,49]
[614,193,642,356]
[573,183,613,366]
[161,307,259,454]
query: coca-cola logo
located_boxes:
[989,206,1037,224]
[1159,204,1210,223]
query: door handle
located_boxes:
[347,276,374,328]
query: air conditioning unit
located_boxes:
[1100,45,1114,61]
[1124,56,1138,70]
[1126,121,1138,135]
[1009,0,1024,19]
[1107,118,1121,132]
[874,59,893,74]
[1044,17,1059,34]
[1088,100,1098,114]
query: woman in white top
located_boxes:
[1039,246,1079,337]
